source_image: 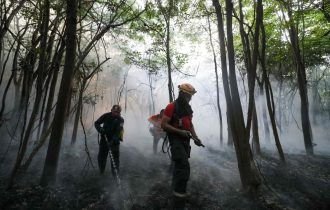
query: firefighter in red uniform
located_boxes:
[148,109,166,154]
[161,83,204,203]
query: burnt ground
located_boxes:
[0,141,329,210]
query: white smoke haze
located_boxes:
[0,45,329,185]
[74,49,330,174]
[0,23,329,209]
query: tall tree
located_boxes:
[156,0,174,102]
[205,10,223,145]
[281,0,314,155]
[212,0,261,191]
[0,0,29,85]
[260,12,285,162]
[7,0,51,188]
[40,0,78,186]
[236,0,262,154]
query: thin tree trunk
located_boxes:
[0,36,16,86]
[12,18,31,116]
[148,72,155,115]
[265,79,285,162]
[259,86,270,142]
[206,11,223,145]
[0,73,14,124]
[260,16,285,162]
[41,40,65,136]
[286,2,314,155]
[211,0,233,148]
[252,104,261,155]
[213,0,261,191]
[0,0,29,82]
[227,113,233,147]
[237,0,261,138]
[7,0,50,188]
[165,0,174,102]
[278,70,283,133]
[18,27,39,111]
[21,123,53,171]
[0,31,23,124]
[71,80,85,145]
[40,0,78,186]
[36,14,61,140]
[226,0,261,190]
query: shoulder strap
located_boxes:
[170,101,183,128]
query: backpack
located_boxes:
[104,113,123,144]
[161,101,183,154]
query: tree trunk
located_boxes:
[7,0,50,189]
[213,0,261,191]
[311,69,321,125]
[237,0,261,138]
[206,12,223,145]
[36,14,60,140]
[148,72,155,115]
[266,80,285,162]
[225,0,261,190]
[252,104,261,155]
[260,18,285,162]
[0,32,21,123]
[259,86,270,142]
[277,71,283,133]
[12,21,30,116]
[227,113,233,147]
[41,40,65,137]
[165,0,174,102]
[18,28,39,111]
[40,0,78,186]
[286,3,314,155]
[71,80,85,145]
[0,0,29,82]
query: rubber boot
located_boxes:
[172,195,186,210]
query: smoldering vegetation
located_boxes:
[0,67,329,209]
[0,69,330,209]
[0,127,329,210]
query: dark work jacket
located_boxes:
[95,112,124,144]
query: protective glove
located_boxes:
[194,139,205,147]
[106,140,111,148]
[180,130,191,138]
[99,127,105,135]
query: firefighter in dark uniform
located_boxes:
[95,105,124,177]
[161,83,204,206]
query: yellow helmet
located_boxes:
[178,83,197,95]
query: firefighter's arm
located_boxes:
[95,115,105,134]
[119,119,124,141]
[161,115,190,138]
[190,122,198,139]
[190,123,204,147]
[119,129,124,141]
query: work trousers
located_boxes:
[153,136,160,154]
[150,127,165,154]
[169,136,191,194]
[98,136,120,176]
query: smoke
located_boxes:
[0,38,329,210]
[82,51,330,164]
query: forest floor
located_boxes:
[0,140,329,210]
